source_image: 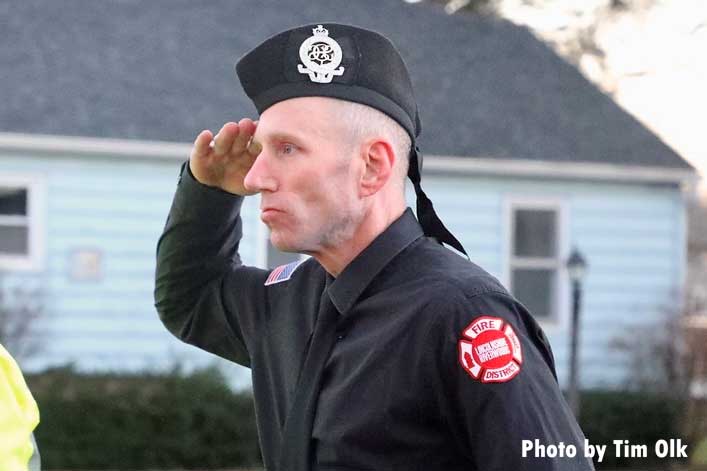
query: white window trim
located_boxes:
[501,195,570,332]
[0,173,46,272]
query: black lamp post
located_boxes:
[567,248,588,419]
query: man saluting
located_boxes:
[155,23,595,471]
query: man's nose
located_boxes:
[243,150,277,193]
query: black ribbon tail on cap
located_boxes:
[409,146,468,257]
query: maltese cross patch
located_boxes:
[457,316,523,383]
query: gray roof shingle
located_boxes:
[0,0,693,169]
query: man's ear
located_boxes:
[359,139,395,197]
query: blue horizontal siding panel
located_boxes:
[1,151,687,392]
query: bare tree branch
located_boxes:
[0,276,44,361]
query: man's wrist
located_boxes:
[173,160,245,219]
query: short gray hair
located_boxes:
[336,100,411,190]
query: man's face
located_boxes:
[244,97,364,254]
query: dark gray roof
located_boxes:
[1,0,693,169]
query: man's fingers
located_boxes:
[246,120,261,156]
[213,122,239,156]
[192,129,214,159]
[231,118,256,155]
[247,139,263,157]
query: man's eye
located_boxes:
[281,143,296,155]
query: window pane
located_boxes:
[514,209,556,258]
[0,188,28,216]
[511,268,554,319]
[0,226,29,255]
[267,238,300,268]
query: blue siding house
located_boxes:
[0,0,696,390]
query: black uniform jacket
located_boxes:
[155,163,595,471]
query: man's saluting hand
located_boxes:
[189,118,261,196]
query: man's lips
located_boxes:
[261,207,284,214]
[261,207,285,222]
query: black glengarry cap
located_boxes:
[237,23,420,140]
[235,23,467,256]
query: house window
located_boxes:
[0,177,44,271]
[266,237,301,268]
[509,206,561,322]
[0,188,29,255]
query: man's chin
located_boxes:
[270,234,300,253]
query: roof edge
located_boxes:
[0,132,191,160]
[0,132,697,184]
[427,155,698,185]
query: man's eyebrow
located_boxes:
[258,130,308,144]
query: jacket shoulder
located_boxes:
[411,238,510,300]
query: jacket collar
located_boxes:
[326,207,424,315]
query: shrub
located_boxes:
[26,367,692,470]
[26,365,262,470]
[579,389,687,469]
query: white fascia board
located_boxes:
[427,155,697,185]
[0,132,190,160]
[0,132,697,184]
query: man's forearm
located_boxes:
[154,161,249,362]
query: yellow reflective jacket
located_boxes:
[0,344,40,471]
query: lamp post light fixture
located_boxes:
[566,248,588,419]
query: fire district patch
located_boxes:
[458,316,523,383]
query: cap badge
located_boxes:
[297,25,345,84]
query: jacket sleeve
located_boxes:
[432,287,596,471]
[154,161,270,367]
